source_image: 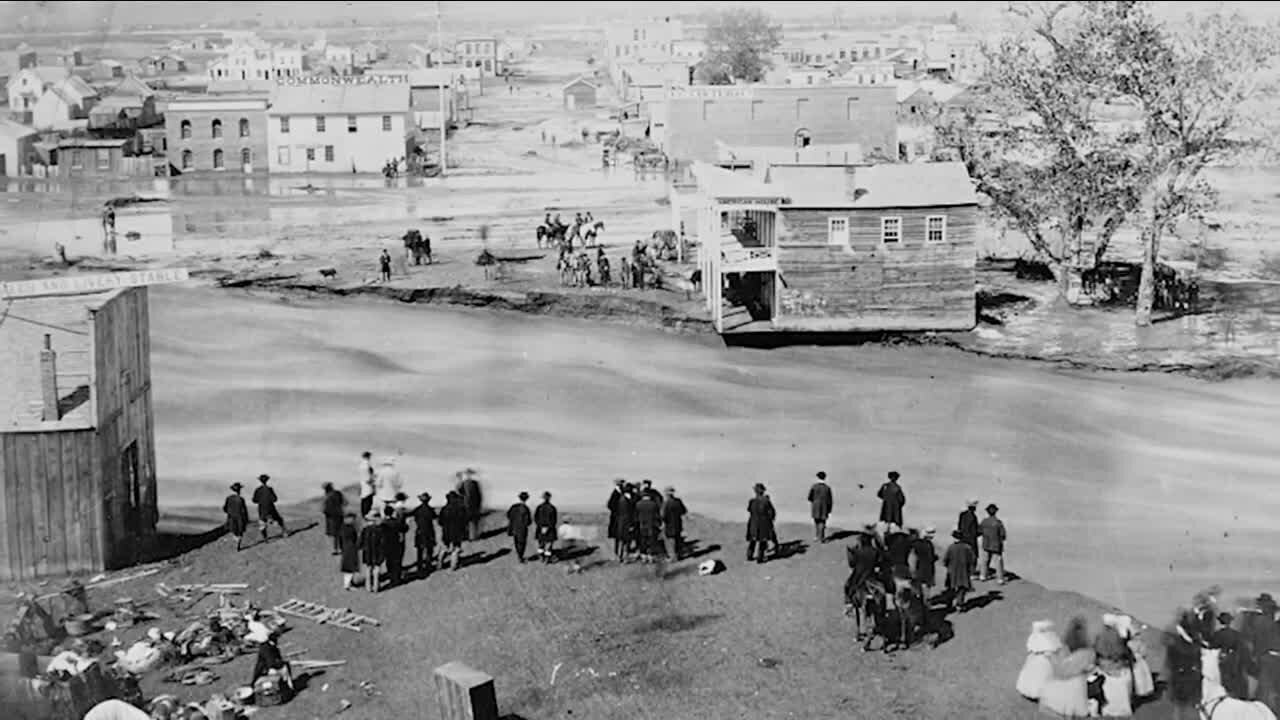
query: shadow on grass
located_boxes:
[961,590,1004,612]
[681,540,721,560]
[141,526,229,564]
[826,530,857,543]
[633,612,724,635]
[558,544,598,562]
[771,540,808,562]
[462,547,510,568]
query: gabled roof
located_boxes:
[896,81,922,103]
[767,165,850,206]
[268,82,410,115]
[109,75,156,100]
[0,117,38,140]
[563,76,597,91]
[62,75,97,101]
[9,65,71,91]
[846,162,977,208]
[97,59,123,68]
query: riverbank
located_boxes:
[3,499,1182,720]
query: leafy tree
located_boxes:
[936,2,1148,298]
[696,7,782,85]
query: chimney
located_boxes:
[40,334,60,422]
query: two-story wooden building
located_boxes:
[687,160,979,334]
[0,282,160,581]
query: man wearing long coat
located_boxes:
[338,514,359,590]
[223,483,251,552]
[910,528,938,591]
[321,483,346,555]
[507,492,533,563]
[412,493,437,576]
[438,492,469,571]
[661,487,688,560]
[1211,612,1255,700]
[606,479,626,559]
[381,500,407,589]
[1247,595,1280,713]
[807,471,833,544]
[458,472,484,541]
[876,471,905,529]
[359,516,385,593]
[534,492,558,564]
[634,491,661,561]
[942,530,975,612]
[745,484,776,564]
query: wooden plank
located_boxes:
[13,436,35,580]
[28,435,49,577]
[0,436,14,581]
[43,434,66,576]
[78,430,100,572]
[60,432,82,574]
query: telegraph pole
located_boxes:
[436,0,447,174]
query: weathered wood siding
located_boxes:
[775,205,977,331]
[91,286,158,569]
[0,429,100,581]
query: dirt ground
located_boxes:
[2,499,1182,720]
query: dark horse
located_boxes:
[846,561,930,653]
[537,222,568,249]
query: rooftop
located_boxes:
[268,82,410,115]
[695,159,978,209]
[0,290,123,431]
[55,137,130,148]
[0,118,38,140]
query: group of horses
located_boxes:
[843,551,935,654]
[536,212,606,252]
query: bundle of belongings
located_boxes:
[114,628,177,675]
[28,638,145,720]
[148,693,242,720]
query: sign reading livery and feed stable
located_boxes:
[0,268,190,299]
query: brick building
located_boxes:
[164,94,270,174]
[656,84,898,164]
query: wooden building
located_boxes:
[562,76,598,111]
[0,285,158,581]
[687,160,979,333]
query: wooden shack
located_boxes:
[562,76,597,111]
[689,160,979,333]
[0,285,158,581]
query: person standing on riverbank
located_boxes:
[662,486,688,560]
[635,489,661,563]
[252,474,287,542]
[943,529,976,612]
[379,249,392,282]
[534,492,558,563]
[507,492,532,563]
[413,492,437,576]
[457,471,484,541]
[979,503,1007,584]
[359,511,385,593]
[338,513,359,590]
[877,471,905,530]
[808,471,833,544]
[957,499,980,577]
[746,484,776,564]
[223,483,250,552]
[321,482,346,555]
[607,479,626,561]
[439,491,468,571]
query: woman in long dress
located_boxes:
[1113,614,1156,699]
[1018,620,1062,700]
[1039,616,1096,718]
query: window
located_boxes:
[161,137,167,151]
[381,114,392,132]
[795,98,809,119]
[316,115,326,132]
[239,118,249,137]
[181,149,192,169]
[241,147,252,166]
[213,148,224,169]
[211,119,222,139]
[750,99,764,120]
[280,116,290,133]
[926,215,947,243]
[71,150,83,169]
[277,146,290,165]
[180,119,191,139]
[846,97,860,120]
[96,148,110,169]
[827,217,849,246]
[324,145,334,162]
[306,147,315,161]
[347,115,357,133]
[881,217,902,244]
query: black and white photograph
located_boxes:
[1,1,1278,718]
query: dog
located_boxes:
[318,268,338,279]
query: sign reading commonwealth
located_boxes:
[278,74,407,86]
[669,86,755,100]
[0,269,191,299]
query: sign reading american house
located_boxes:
[0,269,190,299]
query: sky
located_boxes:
[0,1,1274,35]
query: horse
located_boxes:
[536,223,567,249]
[890,573,930,650]
[1200,647,1277,720]
[843,570,885,647]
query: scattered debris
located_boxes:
[337,699,352,713]
[757,657,781,669]
[274,599,379,632]
[294,659,346,670]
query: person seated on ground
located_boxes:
[1039,616,1096,719]
[252,632,294,693]
[1017,620,1062,701]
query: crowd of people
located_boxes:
[604,479,689,563]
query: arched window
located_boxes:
[180,119,191,139]
[795,128,812,149]
[211,119,222,139]
[239,118,250,137]
[181,149,192,169]
[212,148,224,170]
[241,148,251,167]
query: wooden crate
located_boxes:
[433,661,499,720]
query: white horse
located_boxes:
[1200,647,1277,720]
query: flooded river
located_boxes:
[148,284,1280,627]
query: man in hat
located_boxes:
[338,513,360,590]
[507,492,533,563]
[358,451,376,518]
[640,479,663,504]
[252,630,294,695]
[661,486,688,560]
[223,483,251,551]
[607,478,626,561]
[438,491,469,571]
[808,471,833,544]
[412,492,437,576]
[746,483,776,564]
[634,486,661,563]
[374,458,402,513]
[1247,594,1280,711]
[911,527,938,593]
[534,492,558,563]
[359,509,385,592]
[942,529,976,612]
[1210,611,1255,700]
[381,494,408,588]
[979,503,1007,584]
[957,499,980,577]
[321,482,346,555]
[251,475,287,542]
[877,471,905,529]
[457,470,484,541]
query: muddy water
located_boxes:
[148,284,1280,626]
